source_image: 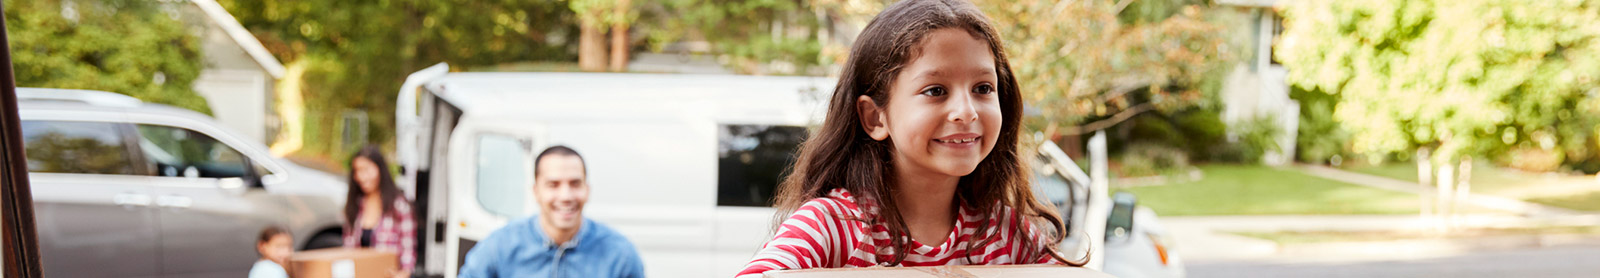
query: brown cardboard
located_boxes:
[762,265,1117,278]
[290,248,398,278]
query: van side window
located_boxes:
[476,134,528,218]
[717,125,807,207]
[135,125,250,178]
[20,120,137,175]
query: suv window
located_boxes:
[717,125,807,207]
[20,120,137,175]
[135,125,250,178]
[476,134,528,218]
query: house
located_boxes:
[176,0,285,144]
[1218,0,1299,165]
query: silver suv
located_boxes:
[18,88,348,277]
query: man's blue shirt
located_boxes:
[459,216,645,278]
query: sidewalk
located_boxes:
[1296,165,1579,217]
[1165,215,1436,263]
[1166,215,1600,263]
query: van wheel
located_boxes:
[304,230,344,250]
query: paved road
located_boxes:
[1188,246,1600,278]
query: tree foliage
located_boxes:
[1277,0,1600,166]
[976,0,1240,134]
[5,0,210,113]
[218,0,578,155]
[642,0,839,75]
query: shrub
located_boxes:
[1119,142,1192,177]
[1211,115,1282,164]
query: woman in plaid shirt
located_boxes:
[344,145,416,277]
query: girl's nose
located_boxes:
[948,90,979,123]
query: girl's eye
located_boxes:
[920,86,947,97]
[974,83,996,95]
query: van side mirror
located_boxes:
[1106,192,1137,240]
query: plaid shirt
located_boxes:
[344,198,417,270]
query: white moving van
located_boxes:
[392,63,1182,278]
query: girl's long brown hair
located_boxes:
[771,0,1081,267]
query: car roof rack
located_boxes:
[15,88,143,108]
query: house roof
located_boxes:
[189,0,286,79]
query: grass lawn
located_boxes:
[1344,163,1600,212]
[1120,164,1424,216]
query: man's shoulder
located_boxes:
[487,216,545,244]
[582,218,640,254]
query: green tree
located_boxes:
[5,0,210,114]
[1277,0,1600,168]
[218,0,578,157]
[570,0,637,72]
[976,0,1241,136]
[642,0,838,75]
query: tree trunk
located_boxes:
[1416,148,1433,218]
[1435,160,1454,232]
[579,21,607,72]
[1454,157,1472,229]
[608,0,631,72]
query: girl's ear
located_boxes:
[856,95,890,141]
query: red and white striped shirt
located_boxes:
[737,189,1056,277]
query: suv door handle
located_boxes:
[113,193,152,209]
[156,195,193,209]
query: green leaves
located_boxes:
[979,0,1239,131]
[1278,0,1600,165]
[5,0,209,114]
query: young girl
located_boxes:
[737,0,1078,276]
[345,145,415,277]
[249,226,293,278]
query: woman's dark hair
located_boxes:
[345,145,404,229]
[771,0,1078,266]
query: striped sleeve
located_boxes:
[735,198,854,277]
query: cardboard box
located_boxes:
[763,265,1117,278]
[290,248,398,278]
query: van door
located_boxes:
[442,129,535,278]
[22,120,160,278]
[131,123,274,277]
[395,63,451,276]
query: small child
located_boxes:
[249,226,294,278]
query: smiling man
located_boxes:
[459,146,645,278]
